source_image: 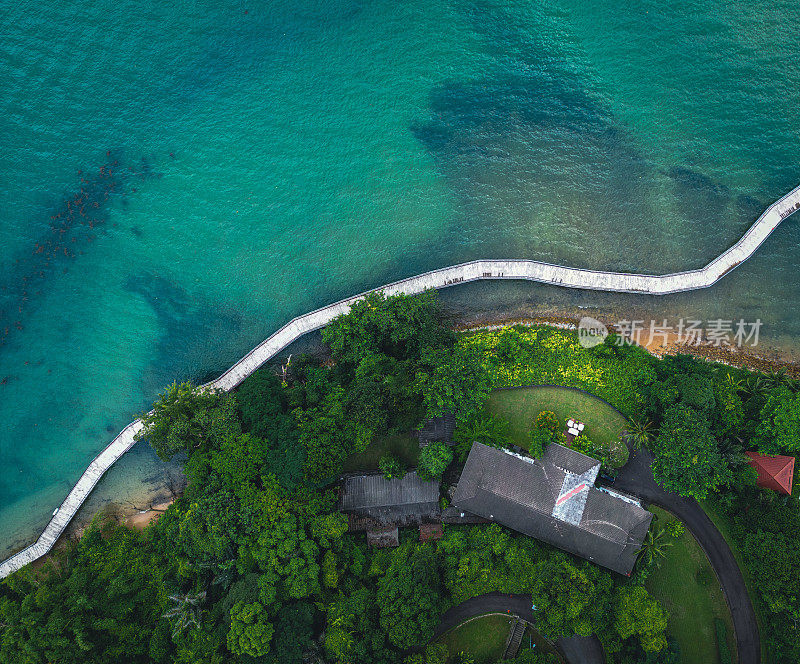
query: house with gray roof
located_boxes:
[452,442,652,575]
[339,471,440,527]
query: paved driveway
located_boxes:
[614,448,760,664]
[431,448,760,664]
[433,592,604,664]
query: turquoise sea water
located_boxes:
[1,0,799,555]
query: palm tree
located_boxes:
[718,435,743,456]
[329,615,356,653]
[724,373,744,392]
[456,414,494,444]
[638,525,673,569]
[626,417,656,450]
[741,376,769,399]
[784,377,800,393]
[453,413,511,461]
[718,437,747,469]
[764,369,790,390]
[163,590,206,637]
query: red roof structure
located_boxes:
[746,451,795,495]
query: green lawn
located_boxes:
[645,507,737,664]
[436,613,513,663]
[485,385,629,451]
[341,433,419,472]
[700,499,770,664]
[519,626,562,662]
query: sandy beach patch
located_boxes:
[125,499,175,530]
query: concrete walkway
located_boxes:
[614,449,760,664]
[1,183,798,578]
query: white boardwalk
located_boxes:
[1,183,799,579]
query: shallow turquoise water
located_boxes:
[1,0,799,555]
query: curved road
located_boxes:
[433,592,604,664]
[433,448,759,664]
[614,448,759,664]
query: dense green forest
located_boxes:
[1,292,798,663]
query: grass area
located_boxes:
[700,499,771,664]
[459,325,650,417]
[519,626,562,662]
[341,433,419,472]
[485,385,629,450]
[436,613,513,663]
[645,507,737,664]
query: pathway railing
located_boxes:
[1,182,798,578]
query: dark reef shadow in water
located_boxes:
[735,194,763,221]
[124,272,243,393]
[410,1,761,274]
[410,1,658,270]
[0,152,161,350]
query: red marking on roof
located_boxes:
[556,482,587,506]
[746,451,794,495]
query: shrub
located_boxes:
[459,326,656,417]
[417,441,453,481]
[453,412,513,462]
[379,455,406,480]
[664,520,685,539]
[451,652,475,664]
[528,427,551,459]
[404,643,449,664]
[534,410,561,436]
[608,438,630,469]
[513,650,560,664]
[572,435,612,469]
[528,410,564,459]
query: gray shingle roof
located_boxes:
[452,443,652,575]
[416,413,456,445]
[339,472,440,526]
[542,442,601,475]
[340,472,439,509]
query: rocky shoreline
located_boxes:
[456,314,800,377]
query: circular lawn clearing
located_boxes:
[485,385,629,458]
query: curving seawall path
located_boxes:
[1,183,799,579]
